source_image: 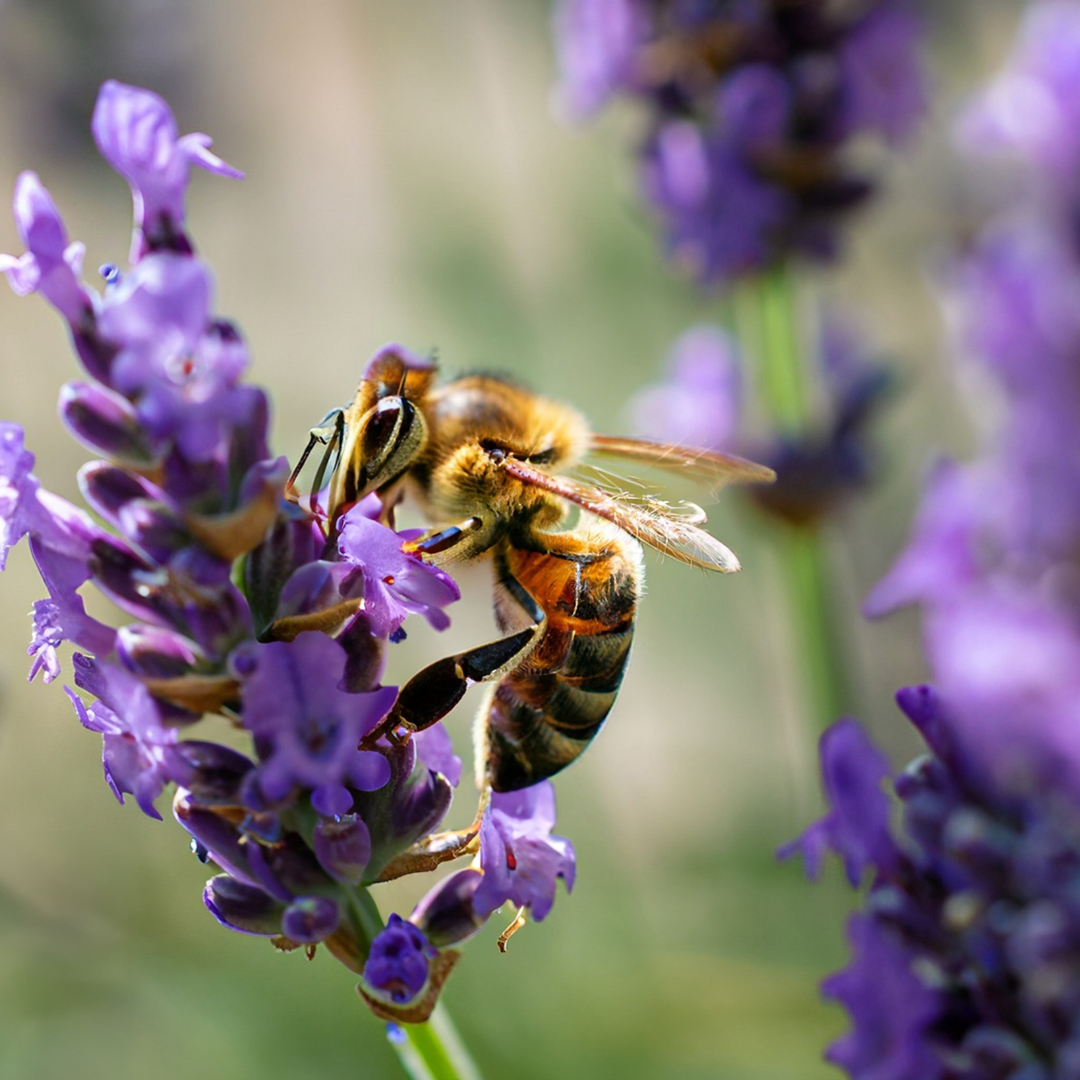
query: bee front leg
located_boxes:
[284,408,346,516]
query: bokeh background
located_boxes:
[0,2,1032,1077]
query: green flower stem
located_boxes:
[342,885,483,1080]
[398,1006,483,1080]
[735,262,852,733]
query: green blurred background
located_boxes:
[0,2,1029,1077]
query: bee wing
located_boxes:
[500,458,742,573]
[589,435,776,489]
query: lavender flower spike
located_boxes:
[92,80,243,258]
[0,172,92,325]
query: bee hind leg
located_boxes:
[359,623,543,750]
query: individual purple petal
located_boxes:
[231,635,395,810]
[65,660,179,821]
[412,724,462,788]
[0,422,41,570]
[27,601,63,683]
[362,914,436,1004]
[0,172,93,324]
[313,814,371,884]
[92,80,243,259]
[337,507,460,638]
[778,719,899,886]
[824,915,946,1079]
[281,896,340,944]
[69,652,183,812]
[473,782,576,922]
[26,541,116,671]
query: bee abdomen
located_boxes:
[482,623,634,791]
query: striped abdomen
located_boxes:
[479,530,643,791]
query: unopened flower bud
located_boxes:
[59,381,157,464]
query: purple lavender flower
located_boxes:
[337,503,460,639]
[0,172,93,326]
[473,782,575,922]
[231,634,395,816]
[778,719,899,886]
[793,689,1080,1077]
[92,80,243,258]
[631,317,891,526]
[554,0,927,282]
[65,655,178,819]
[0,78,585,1029]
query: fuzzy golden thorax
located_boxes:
[408,375,591,541]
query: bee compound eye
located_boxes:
[361,398,405,463]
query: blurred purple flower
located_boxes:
[553,0,645,118]
[778,719,899,886]
[958,1,1080,183]
[0,172,92,325]
[473,782,575,922]
[92,80,243,258]
[628,325,741,450]
[838,4,926,145]
[554,0,926,282]
[823,915,945,1079]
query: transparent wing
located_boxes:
[589,435,776,489]
[501,458,742,573]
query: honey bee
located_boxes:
[289,347,774,793]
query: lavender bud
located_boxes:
[281,896,340,944]
[313,814,371,885]
[410,868,486,948]
[362,914,436,1005]
[59,381,157,464]
[203,874,284,936]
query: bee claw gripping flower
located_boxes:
[0,80,580,1026]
